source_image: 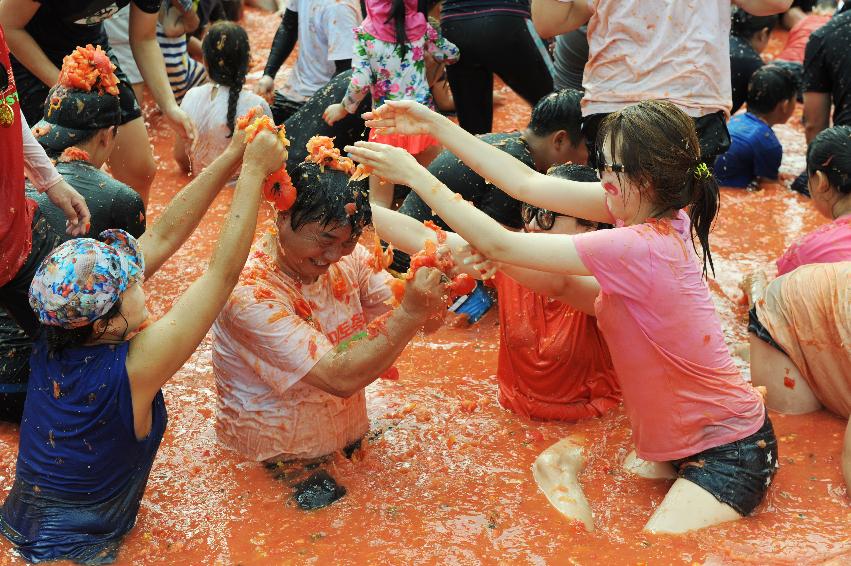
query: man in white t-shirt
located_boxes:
[211,162,446,483]
[530,0,793,166]
[255,0,361,123]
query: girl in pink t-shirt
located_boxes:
[346,99,774,534]
[775,126,851,276]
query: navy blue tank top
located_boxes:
[0,337,167,563]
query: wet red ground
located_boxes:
[1,14,849,566]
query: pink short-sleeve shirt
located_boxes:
[775,216,851,276]
[573,211,764,461]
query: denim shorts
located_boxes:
[671,415,778,516]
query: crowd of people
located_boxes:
[0,0,849,563]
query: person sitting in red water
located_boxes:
[373,164,621,423]
[211,154,447,503]
[743,126,851,494]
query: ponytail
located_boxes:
[202,21,251,137]
[686,164,720,277]
[387,0,408,58]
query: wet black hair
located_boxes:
[45,299,123,355]
[547,163,599,183]
[285,161,371,234]
[731,8,778,39]
[598,100,719,276]
[202,21,250,137]
[546,163,609,229]
[528,89,584,146]
[746,65,799,114]
[807,125,851,195]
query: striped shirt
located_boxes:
[156,26,206,101]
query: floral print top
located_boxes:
[341,24,460,114]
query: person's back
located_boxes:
[0,338,167,563]
[803,9,851,127]
[176,22,272,179]
[582,0,731,118]
[715,65,797,188]
[777,12,831,62]
[182,83,272,177]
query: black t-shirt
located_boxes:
[0,161,144,389]
[441,0,530,20]
[729,34,764,115]
[30,161,146,239]
[390,132,533,272]
[27,0,162,61]
[803,10,851,127]
[399,132,532,229]
[553,27,588,92]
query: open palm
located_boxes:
[364,101,437,136]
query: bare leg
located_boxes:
[622,450,676,479]
[644,478,742,533]
[749,333,822,414]
[531,436,594,531]
[843,416,851,495]
[108,116,156,205]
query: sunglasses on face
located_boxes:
[521,203,561,231]
[595,149,625,177]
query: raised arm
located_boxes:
[531,0,593,39]
[137,129,246,277]
[362,101,611,223]
[0,0,61,86]
[301,267,447,398]
[370,207,481,278]
[348,142,592,276]
[126,130,285,420]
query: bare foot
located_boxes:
[622,450,677,479]
[532,436,594,531]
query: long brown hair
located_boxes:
[598,100,720,276]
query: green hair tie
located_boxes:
[693,162,711,179]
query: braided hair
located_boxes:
[202,21,250,137]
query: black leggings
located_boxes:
[441,15,553,134]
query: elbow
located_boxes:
[531,17,559,40]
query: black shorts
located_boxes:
[583,110,731,169]
[13,49,141,127]
[672,415,778,516]
[272,92,305,125]
[748,306,785,354]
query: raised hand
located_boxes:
[362,100,439,136]
[322,103,348,126]
[344,141,424,187]
[401,266,448,323]
[458,244,499,279]
[244,128,288,177]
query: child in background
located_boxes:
[157,0,207,102]
[372,164,620,423]
[175,22,273,179]
[347,99,774,534]
[715,65,798,189]
[322,0,459,207]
